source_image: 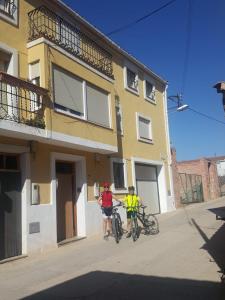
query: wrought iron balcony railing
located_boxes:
[0,72,48,129]
[28,6,114,78]
[0,0,17,17]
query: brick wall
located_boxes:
[171,148,221,207]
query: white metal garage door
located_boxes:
[135,164,160,214]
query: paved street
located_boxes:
[1,198,225,300]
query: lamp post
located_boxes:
[168,94,189,112]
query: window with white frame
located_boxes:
[137,114,152,142]
[144,80,156,102]
[29,61,42,111]
[53,65,84,117]
[86,83,110,127]
[126,67,138,92]
[0,0,18,24]
[52,65,110,127]
[111,158,127,191]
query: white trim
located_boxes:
[108,93,112,129]
[0,120,118,154]
[110,157,128,194]
[143,77,156,104]
[27,38,114,83]
[0,42,18,76]
[54,107,85,121]
[131,157,168,213]
[0,0,18,25]
[50,152,87,238]
[136,112,153,144]
[123,61,139,96]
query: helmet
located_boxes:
[128,186,135,191]
[103,182,110,188]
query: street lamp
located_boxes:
[168,94,189,112]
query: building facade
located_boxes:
[0,0,174,260]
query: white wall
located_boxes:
[217,160,225,176]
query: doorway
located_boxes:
[0,154,22,260]
[56,161,77,243]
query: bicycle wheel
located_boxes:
[131,217,138,242]
[145,214,159,235]
[112,217,119,243]
[117,213,123,237]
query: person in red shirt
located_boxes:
[98,182,120,240]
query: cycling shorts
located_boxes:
[102,207,113,219]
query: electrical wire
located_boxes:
[106,0,177,36]
[187,107,225,125]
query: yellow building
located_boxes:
[0,0,174,259]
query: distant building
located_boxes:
[171,148,225,207]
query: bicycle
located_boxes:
[111,203,123,243]
[126,206,139,242]
[137,206,159,235]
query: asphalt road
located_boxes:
[1,198,225,300]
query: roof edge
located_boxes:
[52,0,167,85]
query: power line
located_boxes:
[106,0,177,36]
[188,107,225,125]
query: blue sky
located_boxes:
[63,0,225,161]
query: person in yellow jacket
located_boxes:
[123,186,142,238]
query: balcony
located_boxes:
[0,0,17,17]
[28,6,114,78]
[0,72,48,129]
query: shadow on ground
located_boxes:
[191,206,225,282]
[22,271,225,300]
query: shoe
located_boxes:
[126,232,131,238]
[103,234,109,241]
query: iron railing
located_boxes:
[28,6,114,78]
[0,0,17,17]
[0,72,48,129]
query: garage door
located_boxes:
[135,164,160,214]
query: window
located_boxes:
[137,114,152,143]
[113,162,125,189]
[52,65,111,128]
[126,68,138,91]
[0,154,19,170]
[53,65,84,117]
[145,80,156,102]
[115,104,123,134]
[0,0,18,24]
[86,84,110,127]
[29,62,41,111]
[111,158,128,193]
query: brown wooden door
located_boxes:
[56,162,76,243]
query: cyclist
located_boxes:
[98,182,120,240]
[123,186,142,238]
